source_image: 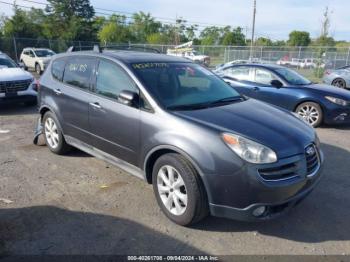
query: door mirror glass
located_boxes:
[270,79,283,88]
[118,90,139,106]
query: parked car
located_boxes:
[34,47,323,225]
[215,63,350,127]
[323,65,350,89]
[20,48,56,74]
[0,51,37,105]
[167,41,210,66]
[276,58,322,69]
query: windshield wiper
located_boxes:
[167,96,244,111]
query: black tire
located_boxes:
[295,102,323,128]
[35,63,42,75]
[332,78,347,89]
[152,153,208,226]
[42,111,71,155]
[20,60,28,71]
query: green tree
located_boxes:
[98,15,133,44]
[45,0,95,40]
[221,27,246,46]
[200,26,222,45]
[255,37,273,46]
[287,31,311,46]
[131,12,162,43]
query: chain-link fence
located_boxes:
[1,37,350,80]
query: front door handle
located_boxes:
[54,88,62,95]
[253,87,260,91]
[89,102,102,109]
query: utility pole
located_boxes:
[250,0,256,60]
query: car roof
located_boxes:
[23,48,51,50]
[55,50,191,64]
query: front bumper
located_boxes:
[0,89,37,104]
[206,148,324,221]
[323,104,350,125]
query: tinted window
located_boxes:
[132,63,241,109]
[0,56,17,68]
[254,68,277,85]
[223,66,252,81]
[63,57,96,90]
[51,59,66,81]
[95,60,137,99]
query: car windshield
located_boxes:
[34,50,55,57]
[275,68,312,85]
[132,62,242,110]
[0,57,18,68]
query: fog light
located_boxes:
[252,206,266,217]
[334,113,348,122]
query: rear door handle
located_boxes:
[54,88,62,95]
[89,102,102,109]
[253,87,260,91]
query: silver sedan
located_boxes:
[323,65,350,89]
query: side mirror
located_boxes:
[118,90,139,107]
[270,79,283,88]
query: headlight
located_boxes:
[222,133,277,164]
[325,96,348,106]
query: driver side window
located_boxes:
[254,68,277,85]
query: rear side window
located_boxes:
[95,59,137,99]
[51,59,66,81]
[63,57,96,90]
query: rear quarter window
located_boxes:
[63,57,96,90]
[51,59,66,81]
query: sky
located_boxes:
[1,0,349,41]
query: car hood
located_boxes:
[37,57,52,62]
[0,67,33,81]
[173,99,316,159]
[305,83,350,100]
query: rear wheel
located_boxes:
[152,153,208,226]
[295,102,323,128]
[332,78,347,89]
[43,112,71,154]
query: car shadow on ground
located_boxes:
[0,206,205,255]
[0,103,37,116]
[193,142,350,243]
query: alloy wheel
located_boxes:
[157,165,188,216]
[297,105,320,126]
[44,117,59,149]
[333,79,346,89]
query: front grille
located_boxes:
[305,144,320,176]
[0,79,32,93]
[259,162,300,181]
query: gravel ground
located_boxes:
[0,103,350,256]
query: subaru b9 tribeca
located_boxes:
[35,49,323,226]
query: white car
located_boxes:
[0,52,37,105]
[20,48,55,74]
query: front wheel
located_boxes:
[152,153,208,226]
[295,102,323,128]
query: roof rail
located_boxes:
[102,45,161,54]
[65,44,159,54]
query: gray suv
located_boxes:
[35,47,323,226]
